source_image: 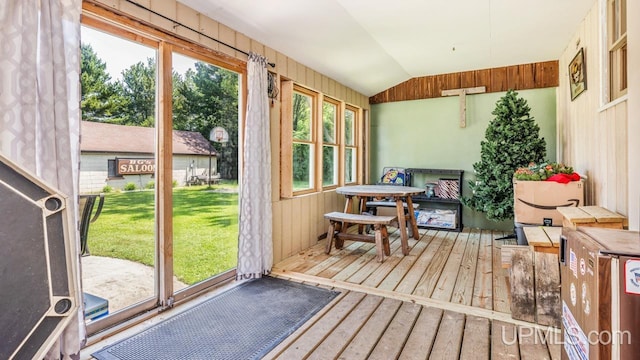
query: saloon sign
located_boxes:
[117,158,155,175]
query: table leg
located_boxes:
[395,198,410,255]
[343,195,353,214]
[406,196,420,240]
[358,196,367,234]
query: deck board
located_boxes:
[332,236,401,282]
[274,291,366,359]
[394,231,446,294]
[413,231,458,298]
[376,232,432,291]
[317,244,376,278]
[492,238,512,313]
[452,228,481,305]
[398,306,443,360]
[305,294,383,360]
[262,289,348,359]
[338,297,403,359]
[429,310,466,359]
[304,241,367,275]
[368,302,421,360]
[359,239,420,288]
[472,230,494,309]
[460,315,491,360]
[491,320,521,359]
[518,325,552,360]
[270,227,562,360]
[431,229,471,301]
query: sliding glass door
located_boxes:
[171,52,240,293]
[80,25,159,324]
[79,15,243,333]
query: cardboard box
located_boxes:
[415,209,457,229]
[513,179,584,226]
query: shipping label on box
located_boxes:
[513,179,584,226]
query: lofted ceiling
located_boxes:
[178,0,596,97]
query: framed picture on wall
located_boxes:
[569,48,587,101]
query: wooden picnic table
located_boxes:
[336,185,425,256]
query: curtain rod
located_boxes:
[124,0,275,67]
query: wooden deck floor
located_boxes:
[268,227,561,359]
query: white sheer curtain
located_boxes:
[236,52,273,279]
[0,0,84,358]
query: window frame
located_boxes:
[280,81,363,198]
[320,96,340,189]
[291,85,318,196]
[602,0,627,104]
[342,105,359,185]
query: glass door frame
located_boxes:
[82,4,247,337]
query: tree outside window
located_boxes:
[292,90,314,191]
[322,100,339,187]
[344,107,357,184]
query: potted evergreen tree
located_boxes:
[462,90,546,227]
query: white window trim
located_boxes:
[599,0,627,106]
[599,0,610,107]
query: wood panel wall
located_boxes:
[370,61,558,104]
[556,3,632,223]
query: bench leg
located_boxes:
[374,224,384,262]
[335,222,345,249]
[325,221,336,254]
[381,225,390,256]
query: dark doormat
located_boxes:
[92,276,339,360]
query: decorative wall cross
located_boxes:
[441,86,486,128]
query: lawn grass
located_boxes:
[87,182,238,285]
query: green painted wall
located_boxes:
[370,88,557,230]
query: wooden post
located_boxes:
[509,247,536,323]
[534,251,561,327]
[441,86,486,128]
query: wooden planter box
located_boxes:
[513,179,584,226]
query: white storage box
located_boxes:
[415,209,457,229]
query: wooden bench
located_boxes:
[324,212,397,262]
[557,205,627,230]
[523,226,561,255]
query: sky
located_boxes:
[81,26,196,81]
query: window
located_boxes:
[344,106,358,184]
[280,81,362,197]
[292,87,316,193]
[607,0,627,101]
[322,99,339,187]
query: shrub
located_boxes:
[123,182,137,191]
[172,180,178,188]
[102,184,113,193]
[145,180,155,189]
